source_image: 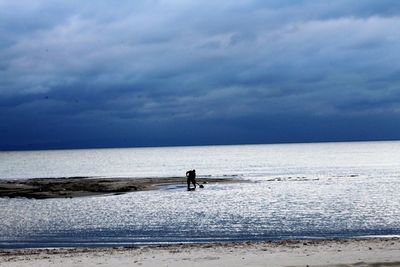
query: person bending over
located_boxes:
[186,169,196,190]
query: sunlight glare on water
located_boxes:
[0,141,400,248]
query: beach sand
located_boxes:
[0,177,241,199]
[1,238,399,267]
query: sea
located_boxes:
[0,141,399,249]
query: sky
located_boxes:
[1,0,400,150]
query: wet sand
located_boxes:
[1,237,399,267]
[0,177,241,199]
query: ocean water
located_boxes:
[0,141,399,248]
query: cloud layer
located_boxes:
[1,0,400,149]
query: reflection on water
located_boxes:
[1,141,400,248]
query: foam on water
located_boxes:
[1,141,400,248]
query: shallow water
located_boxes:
[1,141,400,248]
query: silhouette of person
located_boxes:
[186,169,196,190]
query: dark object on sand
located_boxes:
[186,169,196,190]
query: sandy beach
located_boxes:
[0,177,241,199]
[1,237,399,267]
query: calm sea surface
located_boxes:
[1,141,399,248]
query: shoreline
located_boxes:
[1,237,399,266]
[0,176,242,199]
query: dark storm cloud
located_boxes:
[1,0,400,149]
